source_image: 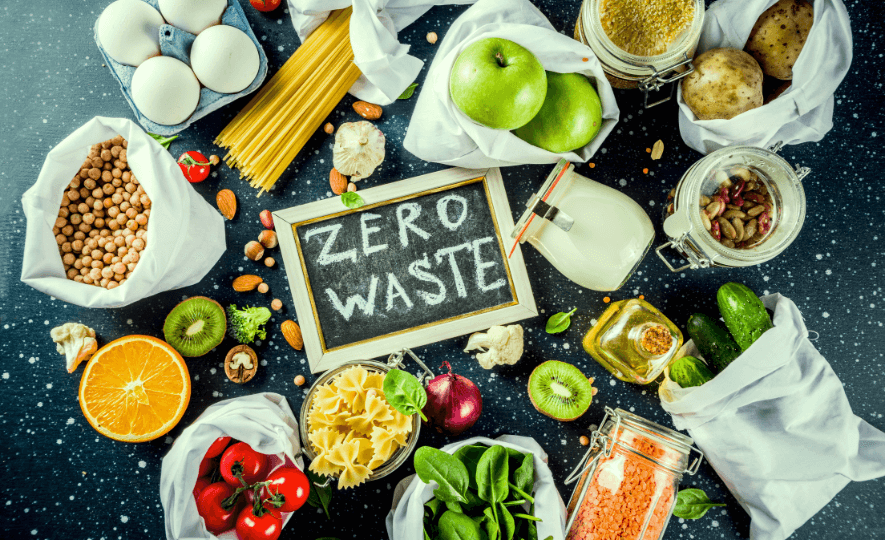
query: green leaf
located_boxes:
[483,507,500,540]
[545,308,576,334]
[464,489,484,510]
[439,510,482,540]
[673,488,726,519]
[426,497,442,519]
[477,446,509,503]
[512,454,534,496]
[497,503,516,540]
[304,467,332,519]
[146,132,178,150]
[445,500,463,513]
[398,82,419,100]
[424,529,432,540]
[414,447,469,503]
[454,444,488,490]
[341,191,365,209]
[383,369,428,420]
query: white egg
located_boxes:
[158,0,227,36]
[190,25,260,94]
[131,56,201,125]
[97,0,164,67]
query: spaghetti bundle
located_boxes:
[215,8,361,195]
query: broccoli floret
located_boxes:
[227,304,272,344]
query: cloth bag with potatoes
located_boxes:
[21,116,226,309]
[402,0,619,168]
[658,293,885,540]
[677,0,852,154]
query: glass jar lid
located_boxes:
[509,159,576,257]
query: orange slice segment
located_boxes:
[79,335,191,443]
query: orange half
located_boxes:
[79,335,191,443]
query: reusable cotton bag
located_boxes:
[677,0,853,154]
[386,435,567,540]
[402,0,619,168]
[659,294,885,540]
[21,117,225,308]
[160,393,304,540]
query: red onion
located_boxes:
[422,361,482,436]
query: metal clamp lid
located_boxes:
[509,159,576,257]
[767,141,811,182]
[639,53,695,108]
[386,348,435,385]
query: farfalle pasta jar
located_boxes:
[574,0,704,106]
[565,407,703,540]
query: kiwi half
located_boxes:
[528,360,593,421]
[163,296,226,357]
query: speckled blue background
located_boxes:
[1,1,883,539]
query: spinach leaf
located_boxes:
[341,191,366,209]
[445,500,463,513]
[414,447,469,503]
[483,507,500,540]
[477,446,509,503]
[512,454,534,496]
[304,467,332,519]
[398,83,419,100]
[146,132,178,150]
[497,503,516,540]
[454,444,487,490]
[464,489,484,510]
[545,308,577,334]
[673,488,726,519]
[383,369,428,421]
[439,510,482,540]
[424,529,432,540]
[426,497,442,519]
[525,504,538,540]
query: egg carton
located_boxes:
[93,0,268,136]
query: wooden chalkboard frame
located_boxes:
[273,167,537,373]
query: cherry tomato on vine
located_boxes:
[193,476,212,499]
[262,467,310,512]
[235,503,282,540]
[198,457,215,478]
[205,436,232,459]
[249,0,281,12]
[220,442,269,486]
[177,151,211,183]
[196,482,243,535]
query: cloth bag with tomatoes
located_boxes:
[160,393,308,540]
[21,116,225,308]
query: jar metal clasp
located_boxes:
[657,210,713,272]
[767,140,812,183]
[639,53,695,108]
[386,348,435,385]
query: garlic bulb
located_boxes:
[332,121,385,181]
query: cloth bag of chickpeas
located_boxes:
[676,0,853,154]
[21,116,226,308]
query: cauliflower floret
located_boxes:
[50,323,98,373]
[463,325,524,369]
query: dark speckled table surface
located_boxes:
[1,1,884,539]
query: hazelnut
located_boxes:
[244,240,264,261]
[293,375,306,386]
[264,257,275,268]
[257,283,269,294]
[271,298,283,311]
[427,31,438,44]
[258,230,277,249]
[323,123,334,135]
[209,155,220,166]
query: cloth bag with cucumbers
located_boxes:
[658,285,885,540]
[677,0,852,154]
[386,435,566,540]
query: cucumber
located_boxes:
[717,282,773,350]
[669,356,715,388]
[686,313,742,374]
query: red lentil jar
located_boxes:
[564,408,702,540]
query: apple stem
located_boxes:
[495,51,506,67]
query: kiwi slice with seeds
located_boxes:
[163,296,227,357]
[528,360,594,421]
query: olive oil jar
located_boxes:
[583,299,682,384]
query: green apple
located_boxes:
[513,71,604,153]
[449,37,547,130]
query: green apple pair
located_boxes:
[449,37,603,153]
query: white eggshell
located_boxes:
[97,0,164,67]
[158,0,227,36]
[190,25,260,94]
[131,56,201,125]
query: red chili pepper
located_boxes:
[178,151,211,183]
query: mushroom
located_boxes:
[463,325,524,369]
[332,121,386,181]
[224,344,258,384]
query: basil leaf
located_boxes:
[545,308,576,334]
[414,447,469,503]
[497,502,516,540]
[439,510,482,540]
[673,488,726,519]
[454,444,487,490]
[398,83,419,100]
[304,467,332,519]
[512,453,534,496]
[341,191,365,209]
[146,132,178,150]
[477,446,509,503]
[383,368,428,420]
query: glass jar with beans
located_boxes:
[54,135,151,290]
[656,144,809,272]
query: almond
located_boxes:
[259,209,274,230]
[353,101,382,120]
[258,230,278,249]
[217,189,237,220]
[281,320,303,351]
[232,274,263,292]
[329,168,347,195]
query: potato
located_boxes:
[745,0,814,80]
[682,48,763,121]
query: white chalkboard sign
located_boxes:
[274,167,536,373]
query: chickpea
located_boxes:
[63,253,75,265]
[89,268,102,280]
[88,230,99,238]
[87,167,101,180]
[105,241,116,253]
[70,214,82,225]
[61,242,72,253]
[106,281,119,290]
[79,168,90,179]
[111,256,120,264]
[91,249,102,260]
[132,238,146,251]
[124,235,135,247]
[125,183,137,194]
[68,203,79,214]
[73,259,84,270]
[126,220,138,231]
[127,263,137,273]
[102,253,114,264]
[91,260,102,269]
[52,225,60,235]
[100,149,112,161]
[99,229,110,238]
[78,223,92,233]
[111,146,122,157]
[127,251,140,263]
[72,240,84,252]
[100,277,109,288]
[61,194,71,207]
[61,225,74,237]
[85,238,97,250]
[58,207,70,219]
[123,207,136,219]
[103,198,113,209]
[116,214,127,226]
[111,177,122,188]
[73,232,86,241]
[107,206,120,219]
[82,276,93,285]
[140,195,151,207]
[84,196,95,207]
[92,200,103,212]
[73,275,84,283]
[111,193,123,205]
[81,255,93,266]
[68,189,80,201]
[121,171,131,182]
[94,218,105,229]
[111,135,123,146]
[82,213,95,225]
[135,230,146,239]
[55,234,66,245]
[120,201,131,212]
[80,266,90,276]
[102,183,115,195]
[90,188,101,200]
[113,236,125,248]
[113,273,125,282]
[119,149,127,161]
[134,214,148,226]
[143,209,150,217]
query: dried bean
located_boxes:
[730,167,751,181]
[722,239,735,249]
[747,205,765,217]
[699,194,711,206]
[711,220,721,240]
[723,209,747,219]
[744,219,757,241]
[701,211,712,231]
[731,217,745,240]
[726,204,742,211]
[717,216,737,239]
[706,201,722,215]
